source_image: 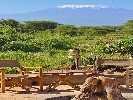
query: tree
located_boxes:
[0,19,19,28]
[55,25,78,36]
[24,20,59,32]
[121,20,133,34]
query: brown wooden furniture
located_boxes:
[125,66,133,89]
[95,58,133,89]
[42,70,86,92]
[0,60,22,93]
[22,66,43,91]
[0,60,43,93]
[95,58,133,67]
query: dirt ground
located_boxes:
[0,85,133,100]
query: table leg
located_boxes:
[45,73,80,91]
[126,68,129,89]
[45,79,61,91]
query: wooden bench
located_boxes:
[95,58,133,89]
[0,60,43,93]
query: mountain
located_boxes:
[0,5,133,26]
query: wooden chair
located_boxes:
[0,60,22,93]
[0,60,43,93]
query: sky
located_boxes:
[0,0,133,14]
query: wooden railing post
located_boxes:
[126,68,129,89]
[39,67,43,91]
[1,69,5,93]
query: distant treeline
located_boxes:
[0,18,131,34]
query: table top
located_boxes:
[5,74,29,78]
[42,70,86,74]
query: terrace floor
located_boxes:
[0,85,133,100]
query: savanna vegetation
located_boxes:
[0,19,133,73]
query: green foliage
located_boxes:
[24,20,59,32]
[42,34,74,50]
[116,38,133,55]
[54,25,79,36]
[78,25,123,36]
[5,67,19,74]
[121,20,133,34]
[123,20,133,27]
[97,37,133,58]
[0,19,133,73]
[0,24,17,34]
[0,19,19,28]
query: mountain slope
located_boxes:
[0,5,133,26]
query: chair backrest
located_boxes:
[95,58,133,68]
[0,60,22,74]
[0,60,20,67]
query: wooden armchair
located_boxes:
[0,60,43,93]
[0,60,22,93]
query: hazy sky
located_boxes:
[0,0,133,14]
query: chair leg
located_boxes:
[126,68,129,89]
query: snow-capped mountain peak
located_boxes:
[0,4,132,26]
[57,5,114,9]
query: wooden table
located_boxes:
[42,70,86,92]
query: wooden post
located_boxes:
[1,69,5,93]
[93,65,97,74]
[39,67,43,91]
[21,71,25,89]
[126,68,129,89]
[19,67,23,74]
[75,58,79,70]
